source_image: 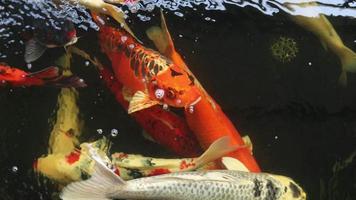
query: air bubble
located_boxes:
[12,166,18,173]
[97,129,103,135]
[111,129,118,137]
[174,12,184,17]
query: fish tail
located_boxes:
[46,75,87,88]
[338,46,356,86]
[194,136,240,169]
[61,155,126,200]
[104,5,134,37]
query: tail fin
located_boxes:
[194,136,242,169]
[60,154,125,200]
[91,6,141,43]
[26,66,59,79]
[47,75,87,88]
[145,10,174,55]
[338,47,356,86]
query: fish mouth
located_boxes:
[186,96,202,113]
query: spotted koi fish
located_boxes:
[0,64,85,88]
[145,12,261,172]
[94,14,202,114]
[60,143,306,200]
[35,136,240,184]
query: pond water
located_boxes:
[0,0,355,199]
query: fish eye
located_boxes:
[166,89,176,99]
[155,88,165,99]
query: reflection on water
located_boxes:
[0,0,356,199]
[132,0,356,17]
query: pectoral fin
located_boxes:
[146,10,175,56]
[122,86,134,102]
[221,157,250,172]
[24,39,47,63]
[128,91,159,114]
[142,130,157,143]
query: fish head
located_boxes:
[33,19,78,47]
[148,66,202,111]
[62,20,78,46]
[271,175,307,200]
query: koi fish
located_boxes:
[24,19,78,63]
[284,2,356,86]
[145,12,261,172]
[93,14,202,114]
[98,64,202,157]
[0,64,85,88]
[61,153,306,200]
[67,46,202,157]
[36,136,239,183]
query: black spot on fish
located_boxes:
[134,59,140,77]
[80,171,90,181]
[265,180,279,200]
[143,158,155,167]
[188,73,195,86]
[138,51,145,60]
[130,58,135,70]
[128,169,143,179]
[117,42,123,51]
[148,61,155,71]
[124,47,131,57]
[289,182,301,198]
[141,62,147,79]
[153,64,160,75]
[170,68,183,77]
[253,178,262,197]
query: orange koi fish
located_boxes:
[67,46,201,156]
[86,55,201,156]
[145,12,261,172]
[94,14,202,114]
[0,64,86,88]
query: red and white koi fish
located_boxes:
[0,64,86,88]
[35,136,238,183]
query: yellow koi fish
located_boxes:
[286,2,356,86]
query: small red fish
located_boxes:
[0,64,86,88]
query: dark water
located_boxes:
[0,1,356,200]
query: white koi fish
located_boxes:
[60,147,307,200]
